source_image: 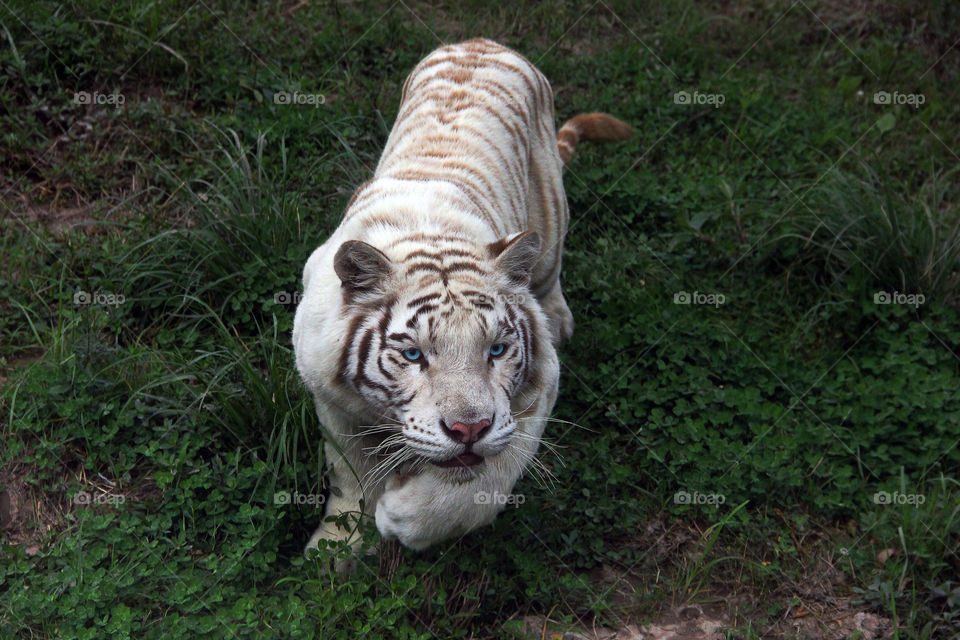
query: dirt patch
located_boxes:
[503,512,894,639]
[0,450,160,554]
[0,462,71,554]
[512,605,729,640]
[774,605,892,640]
[509,595,891,640]
[9,202,104,234]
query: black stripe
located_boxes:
[407,293,441,308]
[337,314,365,383]
[354,328,374,378]
[444,261,487,275]
[391,392,416,408]
[377,354,395,382]
[407,304,438,328]
[405,250,444,262]
[406,262,443,276]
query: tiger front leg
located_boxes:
[304,486,364,552]
[375,469,514,550]
[304,442,376,560]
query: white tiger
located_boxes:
[293,38,631,554]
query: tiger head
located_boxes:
[329,231,555,478]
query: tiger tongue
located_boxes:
[432,452,484,468]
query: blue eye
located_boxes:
[402,347,423,362]
[489,343,506,358]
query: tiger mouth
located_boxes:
[431,452,484,468]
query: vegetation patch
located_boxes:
[2,1,958,638]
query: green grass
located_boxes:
[1,1,959,638]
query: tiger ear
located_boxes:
[487,231,541,288]
[333,240,393,301]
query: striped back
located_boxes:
[342,38,568,300]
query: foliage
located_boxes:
[2,0,958,638]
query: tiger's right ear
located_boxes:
[333,240,393,301]
[487,230,541,288]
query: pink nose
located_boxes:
[443,419,491,444]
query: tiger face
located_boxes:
[333,230,547,478]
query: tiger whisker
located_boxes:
[510,394,540,417]
[362,433,407,456]
[362,446,416,490]
[363,443,406,477]
[342,424,403,440]
[525,452,557,491]
[502,431,562,475]
[515,416,595,433]
[503,443,556,492]
[510,431,566,461]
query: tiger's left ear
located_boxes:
[487,231,541,288]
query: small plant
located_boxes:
[780,167,960,306]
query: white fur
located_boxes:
[294,39,569,556]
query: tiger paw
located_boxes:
[375,473,464,551]
[304,521,376,574]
